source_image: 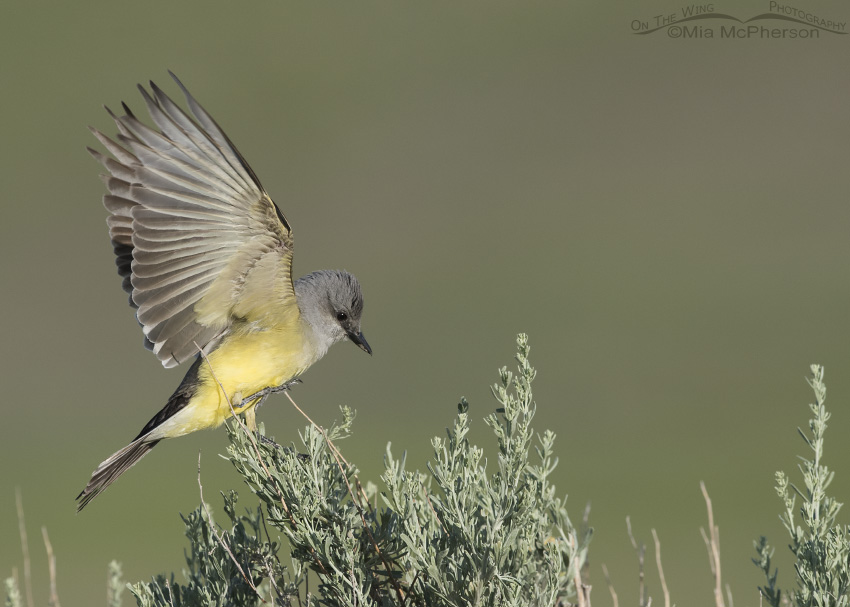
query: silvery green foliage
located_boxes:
[753,536,781,607]
[755,365,850,607]
[227,405,387,605]
[3,577,21,607]
[130,491,299,606]
[381,333,589,606]
[131,334,588,606]
[107,561,124,607]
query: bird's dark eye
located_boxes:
[336,312,348,322]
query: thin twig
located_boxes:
[41,527,61,607]
[15,488,34,607]
[264,560,279,607]
[197,452,266,602]
[574,561,586,607]
[601,563,619,607]
[152,577,175,607]
[414,571,429,601]
[284,391,407,605]
[259,509,284,607]
[700,481,725,607]
[574,567,590,607]
[280,390,369,512]
[626,515,637,548]
[258,506,286,601]
[275,390,372,514]
[626,516,647,607]
[651,529,670,607]
[570,535,590,607]
[166,579,176,607]
[700,528,714,574]
[282,391,355,470]
[280,388,369,507]
[402,570,421,607]
[353,476,377,517]
[422,482,447,534]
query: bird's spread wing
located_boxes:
[89,73,296,368]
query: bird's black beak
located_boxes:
[348,331,372,355]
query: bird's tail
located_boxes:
[76,437,160,512]
[76,358,204,512]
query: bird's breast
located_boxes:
[191,323,319,427]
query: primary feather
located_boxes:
[88,72,296,368]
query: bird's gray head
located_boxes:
[294,270,371,356]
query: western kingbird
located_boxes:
[76,73,371,511]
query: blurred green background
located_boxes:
[3,1,850,604]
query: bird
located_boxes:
[76,73,371,511]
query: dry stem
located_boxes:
[651,528,670,607]
[41,527,60,607]
[15,488,33,607]
[197,452,265,602]
[626,516,648,607]
[601,563,619,607]
[700,481,725,607]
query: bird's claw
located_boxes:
[242,378,303,408]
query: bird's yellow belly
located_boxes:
[161,328,315,437]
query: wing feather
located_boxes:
[143,85,257,195]
[146,304,201,344]
[90,74,296,368]
[133,243,234,266]
[160,323,222,364]
[119,96,253,199]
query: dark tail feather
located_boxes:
[76,437,160,512]
[76,357,202,511]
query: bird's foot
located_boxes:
[269,378,302,394]
[242,379,302,407]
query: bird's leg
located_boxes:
[240,380,311,462]
[230,390,260,434]
[234,379,303,450]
